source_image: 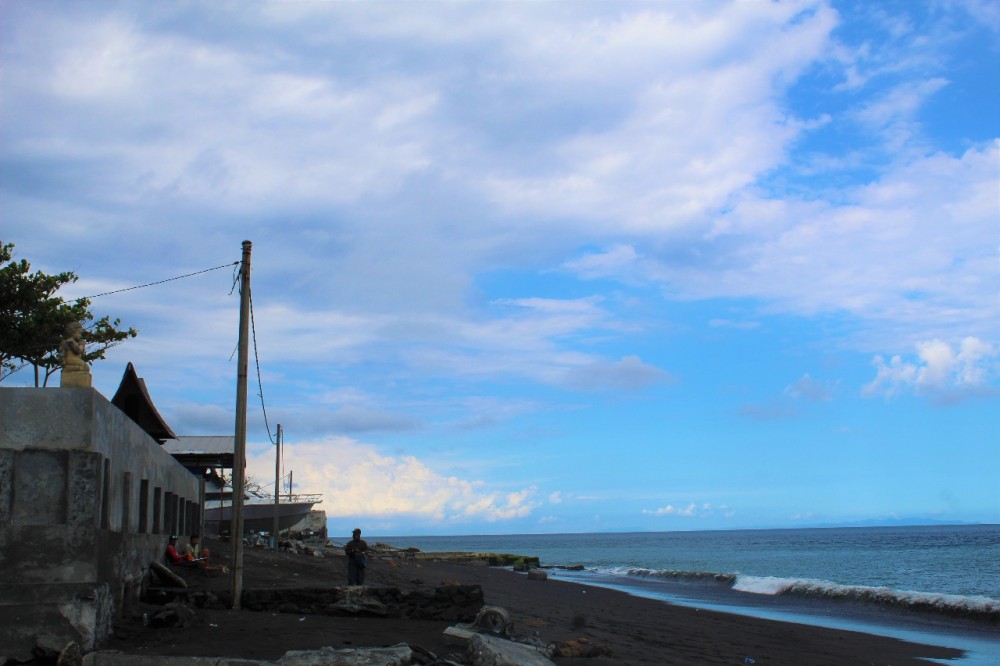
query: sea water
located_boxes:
[375,525,1000,664]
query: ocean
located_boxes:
[370,525,1000,664]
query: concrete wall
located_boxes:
[0,387,203,662]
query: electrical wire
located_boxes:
[80,261,239,300]
[248,285,276,445]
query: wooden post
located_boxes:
[230,240,252,609]
[272,424,281,549]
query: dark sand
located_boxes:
[102,538,963,665]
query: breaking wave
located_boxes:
[626,567,737,585]
[622,568,1000,624]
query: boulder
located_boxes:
[526,570,547,581]
[443,625,477,646]
[467,634,555,666]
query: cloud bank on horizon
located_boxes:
[2,1,997,534]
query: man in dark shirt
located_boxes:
[344,528,369,585]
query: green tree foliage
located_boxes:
[0,241,137,386]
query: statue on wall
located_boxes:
[60,321,92,387]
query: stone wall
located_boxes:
[199,584,484,622]
[0,387,203,663]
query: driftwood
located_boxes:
[149,561,187,588]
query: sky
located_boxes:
[1,0,997,536]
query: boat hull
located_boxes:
[205,501,316,534]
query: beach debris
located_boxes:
[409,645,466,666]
[744,659,756,664]
[331,597,389,617]
[474,605,512,635]
[551,637,611,659]
[279,643,413,666]
[147,602,196,628]
[444,605,512,647]
[150,561,187,588]
[445,604,561,662]
[467,634,556,666]
[56,641,82,666]
[443,625,477,646]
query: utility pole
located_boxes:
[272,424,282,549]
[230,240,252,610]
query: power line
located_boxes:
[247,284,276,445]
[81,261,239,299]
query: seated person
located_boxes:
[165,535,186,565]
[184,534,210,566]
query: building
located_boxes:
[0,365,204,662]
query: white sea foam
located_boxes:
[621,568,1000,623]
[733,575,796,595]
[627,567,737,585]
[732,574,1000,622]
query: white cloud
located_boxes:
[954,0,1000,32]
[643,501,733,519]
[562,245,640,281]
[246,436,541,523]
[863,337,998,403]
[709,319,760,330]
[663,142,999,349]
[561,355,672,392]
[2,1,996,532]
[786,374,835,402]
[479,2,835,231]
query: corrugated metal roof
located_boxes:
[163,435,234,455]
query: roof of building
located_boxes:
[163,435,235,470]
[163,435,235,455]
[110,362,176,443]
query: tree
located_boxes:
[0,241,137,386]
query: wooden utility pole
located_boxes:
[272,423,282,549]
[230,240,252,609]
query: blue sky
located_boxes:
[2,0,997,535]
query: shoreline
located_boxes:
[96,537,973,665]
[546,567,1000,665]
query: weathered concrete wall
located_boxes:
[0,387,202,663]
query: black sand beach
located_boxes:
[101,537,963,665]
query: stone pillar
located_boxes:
[61,366,92,388]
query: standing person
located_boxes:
[344,528,369,585]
